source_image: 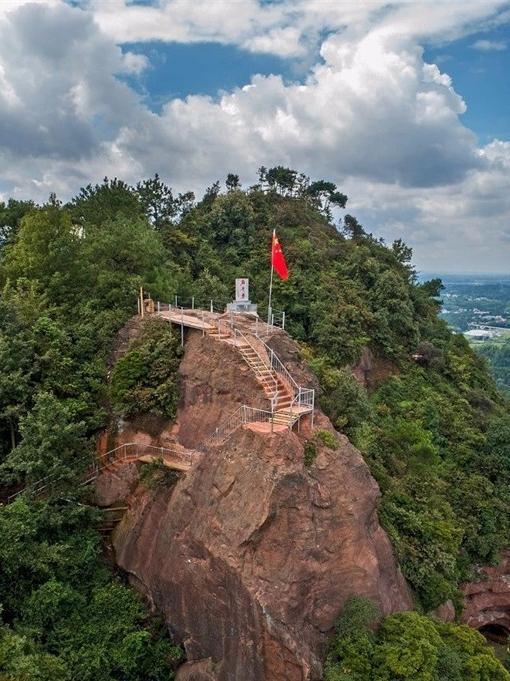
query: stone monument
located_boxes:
[227,278,258,315]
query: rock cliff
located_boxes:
[103,325,411,680]
[461,551,510,637]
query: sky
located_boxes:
[1,1,510,273]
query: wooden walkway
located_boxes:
[137,454,191,472]
[157,309,214,331]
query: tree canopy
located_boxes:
[0,167,508,677]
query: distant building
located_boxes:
[465,329,497,341]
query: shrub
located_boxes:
[316,429,338,450]
[303,441,317,467]
[325,609,510,681]
[111,320,183,419]
[139,457,181,489]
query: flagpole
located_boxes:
[268,229,275,324]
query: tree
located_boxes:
[68,177,142,228]
[1,206,84,304]
[110,320,183,419]
[260,166,298,196]
[2,391,89,484]
[392,239,413,265]
[343,215,366,240]
[225,173,241,191]
[81,214,170,307]
[0,199,35,247]
[136,174,176,231]
[306,180,347,218]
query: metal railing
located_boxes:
[269,309,286,329]
[228,325,279,409]
[160,296,286,328]
[242,325,313,413]
[156,297,315,437]
[7,443,190,503]
[210,405,275,446]
[83,442,189,483]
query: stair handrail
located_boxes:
[251,328,315,415]
[210,404,275,446]
[221,317,297,394]
[286,387,315,426]
[227,324,279,410]
[227,318,315,416]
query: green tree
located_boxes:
[0,199,35,248]
[136,174,178,231]
[69,177,142,228]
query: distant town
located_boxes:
[435,274,510,339]
[422,273,510,393]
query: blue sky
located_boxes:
[1,0,510,272]
[121,20,510,144]
[121,42,293,109]
[425,26,510,143]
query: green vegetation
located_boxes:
[0,498,182,680]
[0,185,183,678]
[0,169,508,676]
[139,458,181,490]
[111,320,182,419]
[303,440,317,467]
[476,340,510,394]
[324,596,510,681]
[315,429,339,450]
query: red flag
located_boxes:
[271,230,289,280]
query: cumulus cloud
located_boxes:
[0,0,509,271]
[85,0,510,59]
[344,142,510,273]
[472,38,507,50]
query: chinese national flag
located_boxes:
[271,230,289,280]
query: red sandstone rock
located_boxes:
[461,551,510,633]
[350,346,398,389]
[108,328,411,680]
[430,599,456,623]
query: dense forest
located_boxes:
[0,169,509,679]
[477,340,510,395]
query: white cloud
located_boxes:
[344,142,510,273]
[0,0,509,271]
[472,38,507,51]
[85,0,510,59]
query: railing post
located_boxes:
[192,296,195,310]
[282,311,285,330]
[175,295,178,306]
[157,301,160,313]
[210,299,213,313]
[271,313,274,326]
[202,310,205,337]
[181,308,184,346]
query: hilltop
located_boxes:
[0,169,509,680]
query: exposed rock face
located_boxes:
[461,551,510,634]
[110,327,411,681]
[350,347,398,389]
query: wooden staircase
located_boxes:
[205,319,313,434]
[156,304,315,441]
